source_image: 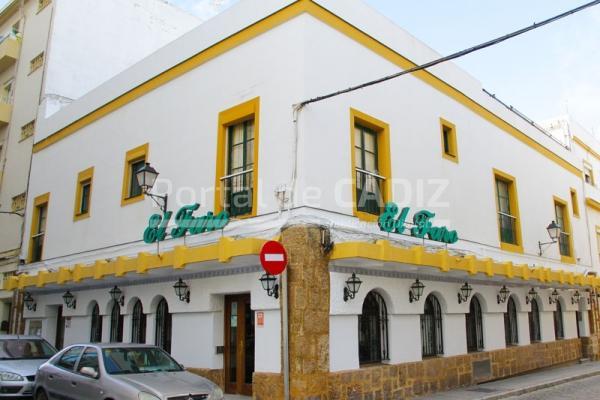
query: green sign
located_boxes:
[378,202,458,244]
[143,203,229,244]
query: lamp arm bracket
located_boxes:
[145,192,168,213]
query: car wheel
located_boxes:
[35,389,49,400]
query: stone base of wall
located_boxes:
[188,368,225,390]
[329,339,582,400]
[582,334,600,361]
[254,372,284,400]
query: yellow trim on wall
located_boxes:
[329,240,600,289]
[31,1,581,180]
[570,188,580,218]
[440,117,458,163]
[214,97,260,218]
[27,192,50,263]
[73,167,94,221]
[6,236,266,290]
[121,143,148,207]
[350,108,392,222]
[492,168,523,254]
[586,197,600,212]
[573,136,600,162]
[554,195,575,264]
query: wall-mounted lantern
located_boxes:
[173,278,190,303]
[548,289,560,305]
[537,221,561,256]
[343,273,362,302]
[497,286,510,304]
[259,273,279,299]
[62,290,76,309]
[23,292,36,312]
[135,163,168,212]
[457,282,473,304]
[571,290,581,305]
[320,227,334,254]
[109,286,125,306]
[409,279,425,303]
[526,287,538,304]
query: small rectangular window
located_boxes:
[440,118,458,163]
[494,169,522,253]
[74,167,93,220]
[11,192,26,212]
[121,144,148,206]
[29,193,50,263]
[21,120,35,141]
[584,164,594,186]
[570,188,580,218]
[2,79,14,104]
[37,0,51,13]
[554,197,574,262]
[29,53,44,74]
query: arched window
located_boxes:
[504,296,518,346]
[155,298,172,353]
[466,296,484,352]
[358,291,389,364]
[110,301,123,343]
[131,300,146,344]
[421,294,443,357]
[90,303,102,343]
[529,298,541,342]
[554,300,564,340]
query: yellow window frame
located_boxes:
[28,192,50,263]
[493,169,523,254]
[584,161,595,186]
[73,167,94,221]
[121,143,148,206]
[350,108,392,222]
[570,188,580,218]
[214,97,260,218]
[440,118,458,163]
[554,195,575,264]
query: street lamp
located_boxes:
[497,286,510,304]
[109,286,124,306]
[548,289,560,305]
[538,221,561,256]
[259,274,279,299]
[62,290,76,309]
[571,290,581,305]
[526,287,538,304]
[135,163,168,212]
[343,273,362,302]
[173,278,190,303]
[409,279,425,303]
[457,282,473,304]
[23,292,36,312]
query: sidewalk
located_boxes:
[416,361,600,400]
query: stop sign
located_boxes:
[259,241,288,275]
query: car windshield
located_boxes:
[0,339,56,360]
[102,347,183,375]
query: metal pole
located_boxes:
[281,268,290,400]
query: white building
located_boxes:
[7,0,600,398]
[0,0,199,334]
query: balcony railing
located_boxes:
[30,233,44,263]
[558,231,571,257]
[220,169,253,217]
[355,168,385,216]
[498,212,518,245]
[0,34,19,72]
[0,101,12,125]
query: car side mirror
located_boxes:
[179,363,185,370]
[80,367,99,379]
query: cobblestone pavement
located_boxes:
[508,375,600,399]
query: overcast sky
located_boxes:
[1,0,598,135]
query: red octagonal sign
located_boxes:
[259,241,288,275]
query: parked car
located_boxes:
[34,343,224,400]
[0,335,57,398]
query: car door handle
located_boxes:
[71,381,77,386]
[48,374,54,380]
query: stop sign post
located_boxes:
[260,240,288,275]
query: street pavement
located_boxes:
[506,375,600,399]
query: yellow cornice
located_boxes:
[586,197,600,212]
[573,136,600,162]
[330,240,600,289]
[32,0,581,178]
[6,236,266,290]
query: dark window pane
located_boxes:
[110,302,123,343]
[529,299,541,342]
[504,297,518,346]
[129,159,145,198]
[90,303,102,343]
[155,299,171,353]
[466,297,484,352]
[56,346,83,370]
[554,301,564,339]
[131,300,146,344]
[421,294,443,357]
[358,291,388,364]
[80,182,91,214]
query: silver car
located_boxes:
[34,343,223,400]
[0,335,57,398]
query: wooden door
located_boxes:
[55,305,65,349]
[224,294,254,395]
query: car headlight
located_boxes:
[207,387,224,400]
[0,371,24,381]
[138,392,161,400]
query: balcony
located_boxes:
[220,169,253,217]
[0,101,12,125]
[0,36,19,71]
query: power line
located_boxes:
[298,0,600,107]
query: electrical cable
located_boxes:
[298,0,600,107]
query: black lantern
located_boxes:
[409,279,425,303]
[109,286,124,306]
[62,290,76,309]
[259,274,279,299]
[135,162,168,212]
[343,273,362,302]
[173,278,190,303]
[572,290,581,305]
[497,285,510,304]
[23,292,36,312]
[548,289,560,305]
[526,287,538,304]
[538,221,561,255]
[457,282,473,304]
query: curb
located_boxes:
[479,369,600,400]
